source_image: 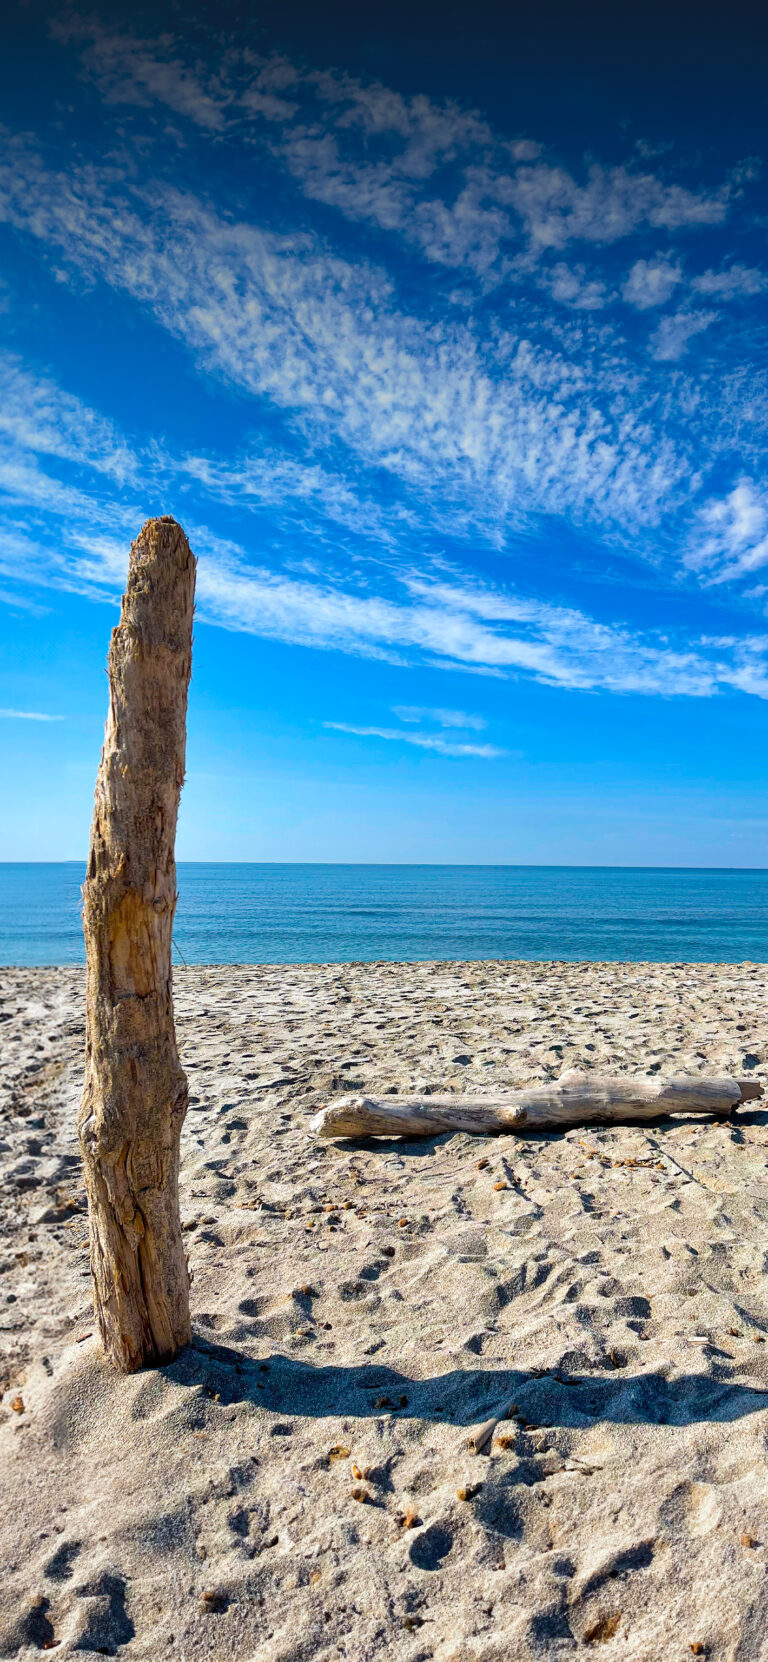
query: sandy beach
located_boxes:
[1,959,768,1661]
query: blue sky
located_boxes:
[1,0,768,863]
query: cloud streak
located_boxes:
[324,722,505,757]
[391,705,488,729]
[1,355,767,704]
[0,707,64,720]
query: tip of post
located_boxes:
[129,517,195,575]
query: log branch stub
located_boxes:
[310,1073,762,1141]
[78,516,196,1373]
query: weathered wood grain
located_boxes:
[311,1072,761,1140]
[78,517,195,1372]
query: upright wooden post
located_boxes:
[78,516,196,1372]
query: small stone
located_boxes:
[583,1613,621,1643]
[199,1589,228,1614]
[10,1396,24,1414]
[740,1532,757,1548]
[493,1181,507,1191]
[351,1485,371,1503]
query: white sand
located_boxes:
[1,960,768,1661]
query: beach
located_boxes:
[1,958,768,1660]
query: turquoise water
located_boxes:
[1,863,767,965]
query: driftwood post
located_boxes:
[78,516,196,1373]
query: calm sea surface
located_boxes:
[1,863,767,965]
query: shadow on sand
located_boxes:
[320,1102,768,1160]
[162,1337,768,1431]
[162,1104,768,1433]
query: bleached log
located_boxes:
[78,517,195,1374]
[310,1073,761,1140]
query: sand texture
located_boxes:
[1,959,768,1662]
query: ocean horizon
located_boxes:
[2,861,767,967]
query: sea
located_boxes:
[1,863,767,966]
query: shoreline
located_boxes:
[3,955,768,969]
[1,960,767,1657]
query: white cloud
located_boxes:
[186,547,768,700]
[622,257,682,310]
[0,31,759,583]
[1,348,766,703]
[692,264,767,298]
[0,586,50,615]
[391,705,487,728]
[51,18,231,130]
[266,117,734,284]
[0,146,697,549]
[3,18,767,715]
[0,448,138,528]
[2,343,767,705]
[649,308,718,361]
[0,353,136,480]
[499,162,729,253]
[174,449,417,549]
[623,258,767,316]
[5,444,768,701]
[0,708,64,720]
[52,21,738,285]
[547,262,612,310]
[324,722,505,757]
[689,480,768,582]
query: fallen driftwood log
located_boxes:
[311,1073,762,1140]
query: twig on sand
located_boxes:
[466,1397,520,1454]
